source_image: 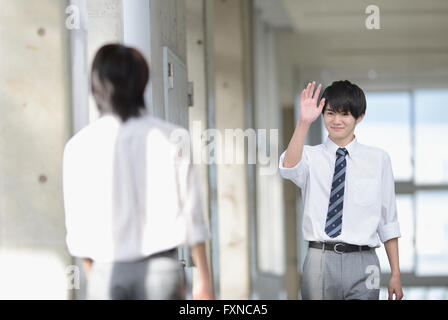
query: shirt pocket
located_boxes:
[354,178,379,206]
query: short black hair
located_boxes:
[91,44,149,122]
[321,80,366,119]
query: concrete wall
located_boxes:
[252,8,287,299]
[282,108,300,299]
[185,0,219,295]
[214,0,251,299]
[253,12,285,276]
[0,0,72,299]
[86,0,123,122]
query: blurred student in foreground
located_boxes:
[63,44,214,300]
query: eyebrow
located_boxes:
[326,109,349,114]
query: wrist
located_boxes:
[391,270,401,278]
[297,119,312,127]
[195,268,211,283]
[198,274,212,286]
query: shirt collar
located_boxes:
[324,135,358,158]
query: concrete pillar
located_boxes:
[86,0,123,122]
[277,26,300,301]
[122,0,152,115]
[185,0,218,294]
[254,20,285,276]
[69,0,89,134]
[282,107,300,299]
[214,0,251,299]
[252,9,286,299]
[0,0,72,299]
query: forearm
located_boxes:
[283,120,311,168]
[82,258,93,278]
[384,238,400,276]
[191,243,213,286]
[191,242,214,299]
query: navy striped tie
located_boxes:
[325,147,349,238]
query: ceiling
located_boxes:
[255,0,448,96]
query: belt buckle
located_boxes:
[334,243,345,254]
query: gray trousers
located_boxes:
[301,246,381,300]
[87,250,186,300]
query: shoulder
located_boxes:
[355,142,391,163]
[127,115,186,134]
[303,143,326,156]
[123,116,192,162]
[127,116,190,143]
[64,116,119,153]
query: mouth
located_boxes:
[331,127,344,131]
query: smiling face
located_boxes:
[323,105,364,144]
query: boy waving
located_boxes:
[280,80,403,300]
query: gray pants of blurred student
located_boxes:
[87,250,185,300]
[301,247,381,300]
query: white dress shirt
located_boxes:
[63,114,210,263]
[279,136,401,248]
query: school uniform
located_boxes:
[63,114,210,299]
[279,136,401,300]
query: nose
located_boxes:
[333,114,343,123]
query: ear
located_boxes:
[103,79,115,102]
[91,71,105,99]
[356,113,365,124]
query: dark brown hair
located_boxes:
[91,44,149,122]
[321,80,366,119]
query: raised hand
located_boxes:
[299,81,326,125]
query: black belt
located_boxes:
[150,248,178,259]
[135,248,178,262]
[309,241,372,254]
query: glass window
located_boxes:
[415,90,448,184]
[377,195,414,273]
[415,191,448,276]
[357,92,413,181]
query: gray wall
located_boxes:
[0,0,72,299]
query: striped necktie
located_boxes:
[325,147,349,238]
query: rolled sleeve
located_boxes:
[377,152,401,243]
[378,221,401,243]
[176,135,210,247]
[183,163,210,246]
[278,149,309,189]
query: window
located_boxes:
[416,191,448,276]
[415,90,448,184]
[357,92,413,181]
